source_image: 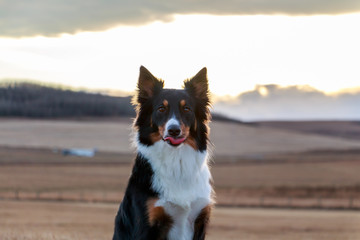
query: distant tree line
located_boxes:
[0,82,242,123]
[0,83,135,118]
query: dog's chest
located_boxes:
[138,141,212,203]
[138,141,213,239]
[156,197,209,240]
[152,150,211,240]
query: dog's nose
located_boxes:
[168,125,181,137]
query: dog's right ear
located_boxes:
[183,67,209,104]
[136,66,164,104]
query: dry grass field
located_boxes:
[1,119,360,156]
[1,200,360,240]
[259,121,360,141]
[1,119,360,239]
[1,147,360,204]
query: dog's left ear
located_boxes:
[136,66,164,104]
[184,67,209,102]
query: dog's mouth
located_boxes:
[163,136,186,146]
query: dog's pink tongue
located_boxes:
[164,137,186,145]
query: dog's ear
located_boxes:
[184,67,209,103]
[136,66,164,103]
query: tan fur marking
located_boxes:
[180,124,197,150]
[180,124,190,137]
[150,125,165,143]
[150,132,162,143]
[180,99,186,107]
[158,125,165,137]
[147,198,173,230]
[185,136,198,150]
[147,198,158,225]
[163,99,168,107]
[180,124,189,135]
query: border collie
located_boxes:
[113,66,214,240]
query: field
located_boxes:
[1,119,360,239]
[1,200,360,240]
[1,119,360,156]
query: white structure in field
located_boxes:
[62,148,96,157]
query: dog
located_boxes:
[113,66,214,240]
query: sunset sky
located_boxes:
[1,0,360,98]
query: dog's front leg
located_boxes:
[147,199,173,240]
[192,205,212,240]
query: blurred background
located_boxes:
[1,1,360,239]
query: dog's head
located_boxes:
[134,66,211,151]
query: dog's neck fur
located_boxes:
[137,138,212,208]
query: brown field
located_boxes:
[258,121,360,141]
[1,119,360,239]
[1,119,360,156]
[1,200,360,240]
[1,147,360,204]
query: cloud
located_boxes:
[1,0,359,37]
[214,85,360,121]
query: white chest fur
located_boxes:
[137,140,213,240]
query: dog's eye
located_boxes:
[158,106,166,113]
[183,106,191,113]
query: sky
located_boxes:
[1,0,360,119]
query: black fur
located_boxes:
[113,155,171,240]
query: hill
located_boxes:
[0,82,238,123]
[0,82,134,118]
